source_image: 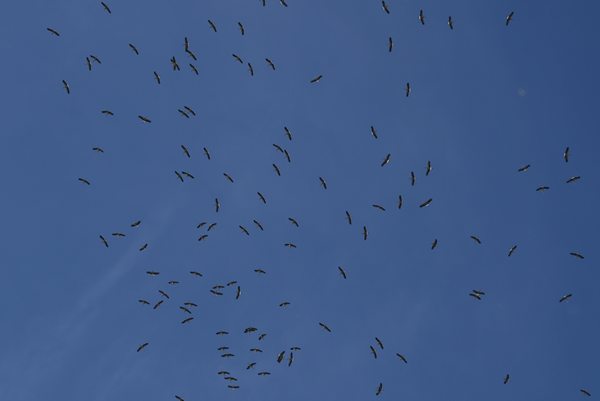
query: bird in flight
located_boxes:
[128,43,139,55]
[138,115,151,123]
[78,177,91,186]
[338,266,347,279]
[396,353,408,363]
[319,322,332,332]
[580,389,592,397]
[559,293,572,303]
[363,226,368,240]
[503,374,510,384]
[208,20,217,32]
[405,82,411,97]
[99,235,108,247]
[381,153,391,167]
[420,198,433,208]
[381,1,390,14]
[265,58,276,70]
[370,345,378,359]
[375,337,384,349]
[376,382,383,396]
[566,176,581,184]
[518,164,531,172]
[388,37,393,53]
[310,74,323,83]
[319,177,327,189]
[62,80,70,94]
[506,11,514,26]
[563,147,570,163]
[419,10,425,25]
[47,27,60,36]
[448,16,454,30]
[570,252,584,259]
[345,211,352,225]
[136,342,149,352]
[100,1,111,14]
[470,235,482,244]
[238,22,245,35]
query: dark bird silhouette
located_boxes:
[284,126,293,140]
[138,299,150,305]
[190,271,203,277]
[396,353,408,363]
[248,63,254,76]
[508,245,517,256]
[431,239,438,250]
[381,153,391,166]
[185,49,197,61]
[570,252,584,259]
[207,223,217,231]
[345,211,352,225]
[238,22,245,35]
[146,271,159,276]
[411,171,416,186]
[372,204,386,211]
[559,293,572,303]
[506,11,514,26]
[288,217,299,227]
[284,149,291,163]
[236,286,241,299]
[370,345,378,359]
[208,20,217,32]
[253,219,264,231]
[178,109,190,119]
[375,337,384,350]
[419,9,425,25]
[101,110,114,116]
[310,74,323,83]
[181,145,190,158]
[179,306,192,314]
[100,1,111,14]
[239,225,250,236]
[153,300,163,309]
[189,64,199,75]
[99,235,108,247]
[426,161,432,176]
[518,164,530,172]
[580,389,592,397]
[254,268,267,274]
[280,0,288,7]
[62,80,70,94]
[273,163,281,176]
[564,147,570,162]
[470,235,482,244]
[175,396,184,401]
[420,198,433,208]
[338,266,347,279]
[273,143,284,153]
[376,382,383,396]
[216,331,229,335]
[284,242,297,248]
[536,186,550,192]
[183,106,195,116]
[138,115,151,123]
[257,192,267,204]
[198,234,208,241]
[131,220,141,228]
[469,292,482,300]
[170,56,180,71]
[448,16,454,29]
[215,198,220,212]
[175,171,184,182]
[78,178,91,185]
[232,54,243,64]
[382,1,390,14]
[47,28,60,36]
[158,290,169,299]
[128,43,139,55]
[265,58,276,70]
[258,371,271,376]
[136,342,149,352]
[111,232,125,237]
[223,173,234,183]
[370,126,378,139]
[246,362,256,369]
[388,37,393,52]
[398,195,403,209]
[90,55,101,64]
[319,177,327,189]
[86,57,92,71]
[319,322,331,332]
[181,317,194,324]
[152,71,161,84]
[244,327,257,333]
[504,374,510,384]
[279,301,290,307]
[566,176,581,183]
[363,226,368,240]
[181,171,195,179]
[405,82,411,97]
[203,147,211,160]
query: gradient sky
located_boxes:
[1,0,599,400]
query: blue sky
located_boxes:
[1,0,599,400]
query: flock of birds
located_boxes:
[45,1,593,399]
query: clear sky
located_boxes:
[1,0,599,400]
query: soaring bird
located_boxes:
[198,234,208,241]
[372,204,386,211]
[258,371,271,376]
[158,290,169,299]
[112,232,125,237]
[170,56,180,71]
[265,58,276,70]
[179,306,192,314]
[128,43,139,55]
[338,266,347,279]
[426,161,432,176]
[257,192,267,204]
[398,195,403,209]
[101,110,114,116]
[138,299,150,305]
[504,374,510,384]
[388,37,393,53]
[319,322,331,332]
[536,186,550,192]
[181,171,194,180]
[183,106,196,116]
[396,353,408,363]
[248,63,254,76]
[254,268,266,274]
[215,198,220,212]
[203,147,211,160]
[207,223,217,231]
[253,219,264,231]
[246,362,256,370]
[208,19,217,32]
[419,9,425,25]
[470,235,482,244]
[138,115,151,123]
[238,22,245,35]
[78,177,91,185]
[146,271,160,276]
[153,71,161,84]
[181,317,194,324]
[376,382,383,396]
[185,49,197,61]
[216,331,229,335]
[47,27,60,36]
[190,271,203,277]
[505,11,514,26]
[284,149,291,163]
[223,173,234,183]
[508,245,517,256]
[381,1,390,14]
[518,164,530,172]
[288,217,299,227]
[232,54,243,64]
[280,0,288,7]
[239,225,250,236]
[580,389,592,397]
[570,252,584,259]
[181,145,190,158]
[469,292,482,300]
[566,176,581,183]
[310,74,323,83]
[411,171,416,186]
[189,64,199,75]
[175,171,184,182]
[175,396,184,401]
[273,163,281,176]
[136,342,149,352]
[153,300,163,309]
[100,1,111,14]
[244,327,257,333]
[99,235,108,247]
[288,352,294,366]
[405,82,411,97]
[563,147,570,162]
[345,210,352,225]
[90,55,102,64]
[559,293,572,303]
[370,126,378,139]
[284,126,293,140]
[319,176,327,189]
[363,226,368,240]
[370,345,378,359]
[375,337,384,350]
[448,16,454,29]
[279,301,290,308]
[381,153,391,166]
[419,198,433,208]
[284,242,297,248]
[62,80,70,94]
[431,239,438,250]
[86,57,92,71]
[258,333,267,340]
[131,220,141,227]
[178,109,190,119]
[277,351,285,363]
[236,286,241,299]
